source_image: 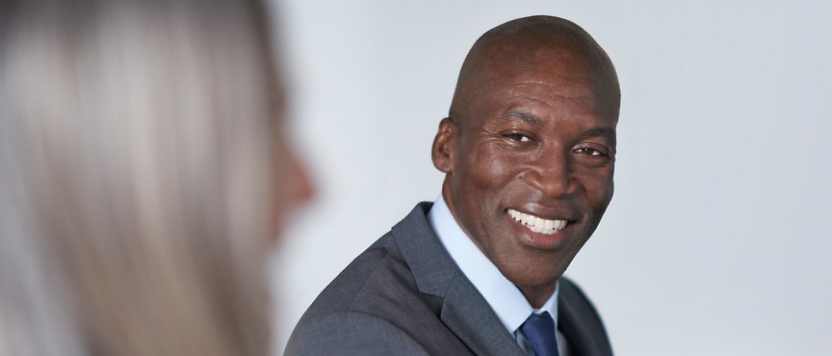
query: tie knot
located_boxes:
[519,311,559,356]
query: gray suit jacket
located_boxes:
[285,203,613,356]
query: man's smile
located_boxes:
[507,208,568,235]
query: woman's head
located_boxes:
[0,0,310,355]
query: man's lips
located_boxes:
[507,208,569,235]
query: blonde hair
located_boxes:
[0,0,282,355]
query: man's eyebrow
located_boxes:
[501,108,542,124]
[583,127,616,140]
[501,109,616,140]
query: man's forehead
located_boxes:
[449,16,620,128]
[472,64,617,119]
[483,36,599,82]
[497,46,619,116]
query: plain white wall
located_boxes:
[269,1,832,355]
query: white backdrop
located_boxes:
[268,1,832,355]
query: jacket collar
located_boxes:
[557,278,612,356]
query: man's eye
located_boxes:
[578,147,604,156]
[507,133,531,142]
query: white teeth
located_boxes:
[507,209,567,235]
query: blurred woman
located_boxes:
[0,0,311,355]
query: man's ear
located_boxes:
[431,118,457,173]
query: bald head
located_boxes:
[449,15,620,127]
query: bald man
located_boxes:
[286,16,618,356]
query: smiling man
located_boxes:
[286,15,619,356]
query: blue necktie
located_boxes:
[519,311,559,356]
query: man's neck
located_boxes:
[518,284,556,309]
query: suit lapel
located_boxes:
[441,274,526,356]
[392,203,525,356]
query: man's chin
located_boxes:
[497,255,567,288]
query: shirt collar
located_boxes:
[427,194,559,334]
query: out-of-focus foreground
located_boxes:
[0,1,310,355]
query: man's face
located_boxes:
[434,46,618,293]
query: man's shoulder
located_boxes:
[285,231,438,355]
[294,202,440,318]
[285,203,474,356]
[297,231,429,318]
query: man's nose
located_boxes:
[523,150,576,198]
